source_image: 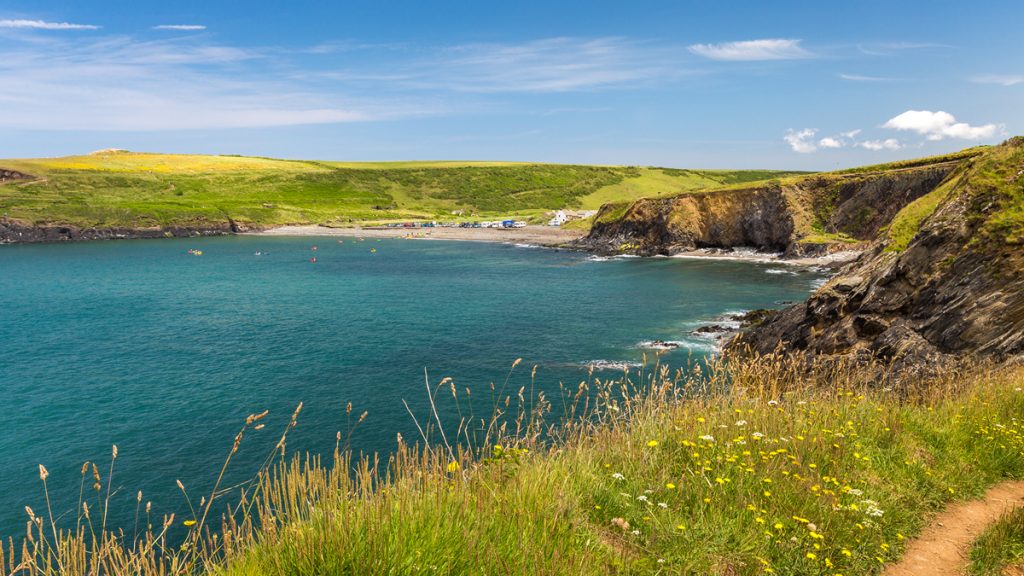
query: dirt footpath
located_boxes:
[883,481,1024,576]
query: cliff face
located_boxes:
[734,139,1024,365]
[579,160,964,257]
[579,187,794,255]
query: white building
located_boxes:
[548,210,568,226]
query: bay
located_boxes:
[0,236,824,535]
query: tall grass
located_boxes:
[3,354,1024,575]
[969,507,1024,575]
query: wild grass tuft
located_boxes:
[969,507,1024,576]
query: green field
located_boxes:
[576,168,808,209]
[0,151,803,229]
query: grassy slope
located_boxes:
[214,362,1024,576]
[0,152,799,230]
[576,168,809,210]
[883,139,1024,251]
[8,359,1023,576]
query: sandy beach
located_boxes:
[250,224,586,246]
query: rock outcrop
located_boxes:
[0,169,32,183]
[733,139,1024,365]
[0,218,255,243]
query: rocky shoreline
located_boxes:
[0,218,257,244]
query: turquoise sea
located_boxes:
[0,236,825,536]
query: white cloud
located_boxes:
[969,74,1022,87]
[784,129,818,153]
[786,128,868,153]
[688,39,812,61]
[882,110,1002,141]
[153,25,207,31]
[839,73,889,82]
[0,19,98,30]
[858,139,902,151]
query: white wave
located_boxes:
[582,360,642,371]
[765,268,799,275]
[671,248,783,264]
[513,243,540,249]
[636,340,687,351]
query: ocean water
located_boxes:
[0,236,824,536]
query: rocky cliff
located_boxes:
[578,155,969,257]
[733,139,1024,365]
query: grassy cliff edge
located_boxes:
[5,357,1024,575]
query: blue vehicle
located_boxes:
[501,219,515,228]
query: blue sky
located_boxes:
[0,0,1020,169]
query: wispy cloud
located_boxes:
[839,73,891,82]
[883,110,1002,141]
[315,37,693,94]
[857,42,949,56]
[0,34,432,130]
[857,138,902,151]
[0,31,698,131]
[688,39,813,61]
[422,37,688,92]
[0,19,98,30]
[153,24,207,31]
[969,74,1022,87]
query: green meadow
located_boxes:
[0,151,804,229]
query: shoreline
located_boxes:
[247,224,586,247]
[668,247,862,267]
[1,220,861,269]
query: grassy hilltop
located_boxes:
[0,150,804,229]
